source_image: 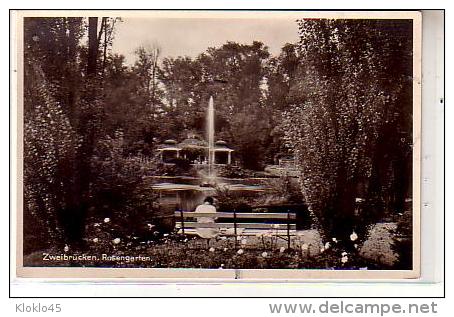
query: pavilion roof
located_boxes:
[157,138,234,152]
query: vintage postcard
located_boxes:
[11,10,421,279]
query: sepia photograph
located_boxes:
[13,10,421,279]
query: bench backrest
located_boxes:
[174,211,297,231]
[174,211,296,220]
[174,211,297,248]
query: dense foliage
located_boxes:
[282,19,413,245]
[23,18,161,250]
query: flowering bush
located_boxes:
[216,165,254,178]
[214,186,253,213]
[156,158,197,177]
[264,176,305,205]
[23,218,394,270]
[23,64,81,251]
[89,131,160,238]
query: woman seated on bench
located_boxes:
[194,196,218,247]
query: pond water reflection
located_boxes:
[150,176,267,211]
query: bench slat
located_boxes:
[177,228,297,236]
[174,211,296,220]
[175,222,296,230]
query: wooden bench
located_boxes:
[174,211,297,249]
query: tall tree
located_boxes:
[159,56,206,138]
[134,44,163,113]
[283,19,413,245]
[24,17,84,122]
[87,17,99,76]
[158,41,272,169]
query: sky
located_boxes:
[111,17,300,64]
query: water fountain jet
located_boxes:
[152,95,265,211]
[200,96,217,187]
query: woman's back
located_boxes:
[194,203,218,238]
[194,204,217,222]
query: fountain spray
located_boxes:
[207,96,215,179]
